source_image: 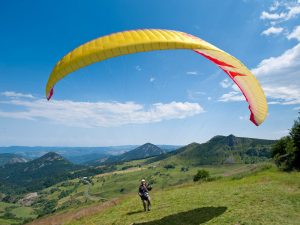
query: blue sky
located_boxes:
[0,0,300,146]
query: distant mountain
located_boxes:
[157,135,276,166]
[0,153,29,166]
[90,143,165,165]
[0,146,137,163]
[157,145,181,152]
[0,152,83,193]
[119,143,165,161]
[65,153,109,164]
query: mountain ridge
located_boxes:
[91,143,166,165]
[159,135,276,166]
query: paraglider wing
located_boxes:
[46,29,267,126]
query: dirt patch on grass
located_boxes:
[26,198,121,225]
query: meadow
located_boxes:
[24,163,300,225]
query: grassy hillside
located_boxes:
[0,152,84,194]
[24,164,300,225]
[159,135,275,166]
[65,167,300,225]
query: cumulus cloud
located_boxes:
[261,26,284,36]
[0,94,204,127]
[251,42,300,105]
[252,43,300,78]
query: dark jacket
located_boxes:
[138,184,149,199]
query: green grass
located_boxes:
[66,167,300,225]
[32,163,265,214]
[11,206,36,219]
[0,202,37,225]
[0,163,273,224]
[87,164,251,199]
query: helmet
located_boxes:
[141,179,146,183]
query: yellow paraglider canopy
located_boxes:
[46,29,268,126]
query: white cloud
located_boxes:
[260,11,286,20]
[261,26,284,36]
[251,42,300,106]
[270,1,280,11]
[149,77,155,82]
[0,95,204,127]
[135,65,142,71]
[220,79,232,88]
[286,4,300,20]
[186,71,198,75]
[260,1,300,29]
[287,25,300,41]
[219,2,300,107]
[1,91,34,99]
[252,43,300,78]
[207,97,212,101]
[218,91,245,102]
[260,2,300,22]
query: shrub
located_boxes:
[164,164,175,169]
[2,211,16,219]
[193,169,210,182]
[181,167,189,172]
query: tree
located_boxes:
[272,112,300,171]
[290,112,300,170]
[193,169,210,182]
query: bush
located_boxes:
[2,211,16,219]
[58,189,73,199]
[164,164,175,169]
[181,167,189,172]
[193,169,210,182]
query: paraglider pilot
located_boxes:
[138,179,152,211]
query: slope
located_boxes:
[0,153,29,166]
[159,135,275,166]
[0,152,83,193]
[28,166,300,225]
